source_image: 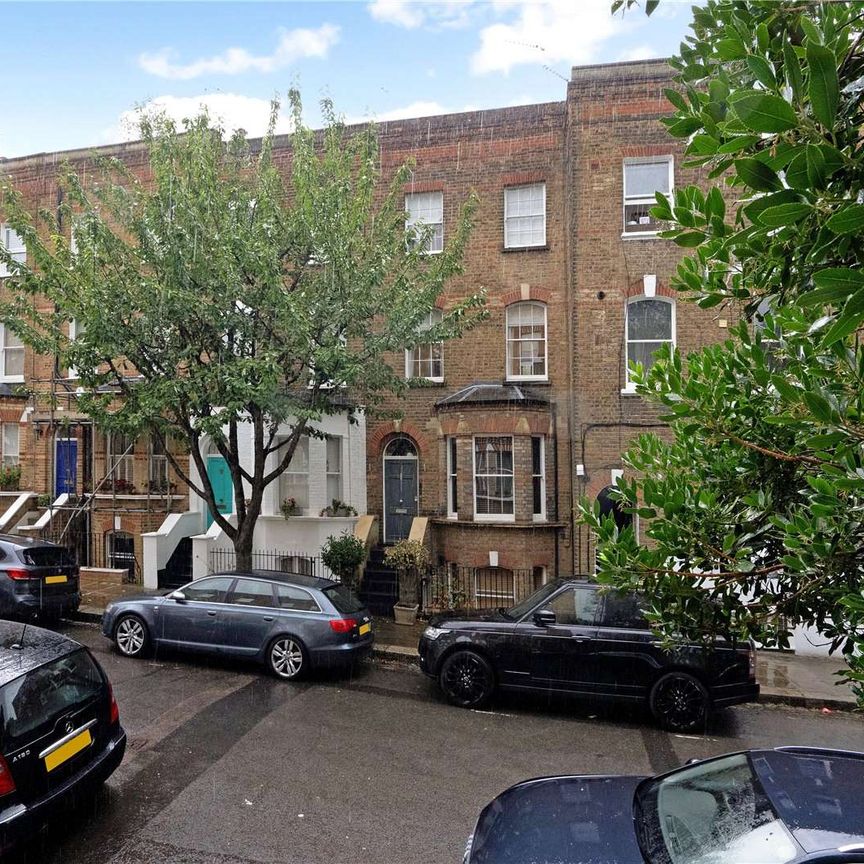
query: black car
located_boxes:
[0,534,80,623]
[463,747,864,864]
[0,621,126,850]
[418,579,758,731]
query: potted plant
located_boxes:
[319,498,358,517]
[0,465,21,492]
[281,497,301,518]
[321,532,366,591]
[384,539,429,625]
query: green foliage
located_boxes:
[383,539,430,606]
[319,498,357,517]
[585,1,864,701]
[0,465,20,491]
[0,92,483,566]
[321,532,366,588]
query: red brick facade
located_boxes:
[0,59,732,582]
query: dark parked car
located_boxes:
[0,534,80,623]
[463,747,864,864]
[418,579,758,731]
[102,570,374,679]
[0,621,126,851]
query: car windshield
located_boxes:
[634,753,798,864]
[504,582,561,620]
[323,584,365,614]
[0,648,103,748]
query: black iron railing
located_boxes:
[419,565,539,614]
[207,548,332,580]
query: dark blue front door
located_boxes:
[55,438,78,495]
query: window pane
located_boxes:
[504,184,545,248]
[183,576,234,603]
[448,437,458,515]
[506,303,547,378]
[475,436,514,516]
[627,340,669,375]
[326,436,342,502]
[600,591,647,629]
[542,587,600,626]
[275,584,320,612]
[625,161,670,198]
[628,299,672,341]
[405,192,443,254]
[230,578,276,608]
[3,424,19,463]
[281,435,310,510]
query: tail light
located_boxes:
[108,682,120,725]
[0,755,16,797]
[738,643,757,681]
[329,618,356,634]
[6,568,30,581]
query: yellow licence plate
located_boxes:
[45,574,67,584]
[358,623,371,636]
[44,729,92,772]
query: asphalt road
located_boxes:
[11,622,864,864]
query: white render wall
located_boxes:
[187,411,367,520]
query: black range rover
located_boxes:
[418,579,758,731]
[0,621,126,850]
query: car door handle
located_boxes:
[207,611,217,617]
[263,616,274,622]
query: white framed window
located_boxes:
[68,318,84,379]
[623,157,673,235]
[531,436,546,522]
[326,436,343,504]
[0,325,24,382]
[506,301,547,381]
[625,296,675,390]
[2,423,19,467]
[473,436,514,521]
[446,437,458,519]
[148,436,169,491]
[504,183,546,249]
[0,225,25,277]
[405,191,444,254]
[405,309,444,381]
[108,432,135,485]
[280,435,309,513]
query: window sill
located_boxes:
[620,387,640,396]
[502,244,549,253]
[506,376,548,384]
[473,514,515,523]
[0,376,24,384]
[621,231,663,240]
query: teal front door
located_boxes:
[206,456,233,528]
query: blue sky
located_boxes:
[1,1,697,159]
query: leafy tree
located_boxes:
[0,93,483,570]
[587,1,864,698]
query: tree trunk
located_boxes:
[234,528,254,571]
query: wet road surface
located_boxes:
[10,622,864,864]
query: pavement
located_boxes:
[11,621,864,864]
[74,589,861,713]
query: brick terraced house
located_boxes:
[0,59,735,607]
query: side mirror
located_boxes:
[533,609,556,627]
[169,590,186,603]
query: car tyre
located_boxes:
[439,650,495,709]
[649,671,710,732]
[268,635,308,680]
[114,614,151,659]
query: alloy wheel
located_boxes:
[116,617,146,656]
[653,674,708,730]
[442,652,491,707]
[270,637,304,679]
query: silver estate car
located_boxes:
[101,571,373,679]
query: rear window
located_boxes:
[19,546,74,567]
[0,648,103,748]
[323,584,365,614]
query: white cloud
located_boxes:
[471,0,637,75]
[619,43,659,62]
[139,25,340,80]
[368,0,472,30]
[346,100,451,125]
[103,94,294,144]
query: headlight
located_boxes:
[423,626,450,640]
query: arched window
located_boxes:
[625,296,674,388]
[506,301,547,381]
[405,309,443,381]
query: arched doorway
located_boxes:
[383,435,418,543]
